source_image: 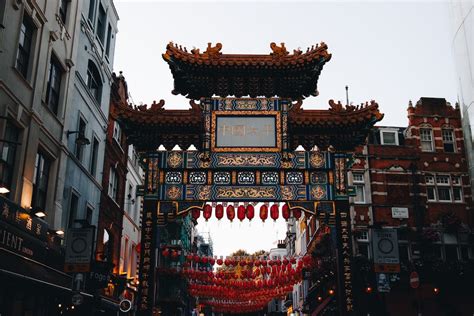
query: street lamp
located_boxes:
[66,130,90,146]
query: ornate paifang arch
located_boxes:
[118,42,383,316]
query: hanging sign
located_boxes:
[65,227,94,272]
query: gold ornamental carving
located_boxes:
[280,186,295,200]
[310,152,325,168]
[197,186,212,200]
[216,154,277,167]
[167,186,181,200]
[167,152,183,168]
[216,187,276,199]
[311,185,326,200]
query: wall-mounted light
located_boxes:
[0,185,9,194]
[66,130,90,146]
[56,230,65,235]
[34,211,46,218]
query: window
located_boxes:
[89,137,99,177]
[105,24,112,57]
[45,55,63,114]
[88,0,96,25]
[16,14,35,78]
[0,122,20,197]
[59,0,68,24]
[123,237,129,273]
[445,245,458,262]
[103,229,113,262]
[75,117,86,161]
[353,173,365,203]
[31,152,51,211]
[96,4,106,43]
[425,174,463,202]
[86,205,93,225]
[68,192,79,228]
[442,129,455,153]
[380,130,398,145]
[420,128,434,152]
[108,168,118,201]
[86,60,102,103]
[113,121,122,145]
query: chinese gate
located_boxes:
[116,42,383,315]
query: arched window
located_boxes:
[86,60,102,103]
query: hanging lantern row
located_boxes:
[161,248,181,260]
[191,203,302,221]
[184,252,313,268]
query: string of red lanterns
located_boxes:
[191,203,303,222]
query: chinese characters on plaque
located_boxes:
[216,116,276,147]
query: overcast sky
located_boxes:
[113,1,458,256]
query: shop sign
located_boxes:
[72,293,84,306]
[87,261,112,290]
[391,207,409,219]
[0,220,47,261]
[0,196,48,241]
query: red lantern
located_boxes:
[226,205,235,221]
[171,250,179,259]
[292,208,302,219]
[217,258,223,265]
[282,204,290,220]
[215,204,224,220]
[202,257,208,264]
[237,205,246,221]
[260,205,268,221]
[246,204,255,220]
[204,204,212,221]
[162,248,170,257]
[191,208,200,220]
[270,204,279,221]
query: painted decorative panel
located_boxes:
[189,171,207,184]
[237,171,255,185]
[213,172,231,185]
[165,172,182,184]
[262,172,279,185]
[286,172,304,184]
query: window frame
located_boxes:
[425,174,463,203]
[31,151,52,212]
[59,0,69,25]
[108,167,119,201]
[352,172,365,204]
[89,135,99,177]
[420,128,434,152]
[96,3,106,44]
[442,128,456,153]
[68,190,80,228]
[16,13,35,79]
[45,54,64,115]
[0,121,21,198]
[86,60,102,104]
[379,129,399,146]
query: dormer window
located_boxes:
[380,129,399,145]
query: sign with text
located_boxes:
[391,207,409,219]
[372,229,399,265]
[0,195,48,241]
[65,227,94,272]
[216,116,277,147]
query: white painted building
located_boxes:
[120,145,143,282]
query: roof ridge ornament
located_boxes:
[270,42,289,57]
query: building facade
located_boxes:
[349,97,474,315]
[60,0,119,239]
[0,0,122,315]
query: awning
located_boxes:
[311,297,333,316]
[0,247,71,290]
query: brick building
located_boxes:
[349,97,474,315]
[96,72,129,300]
